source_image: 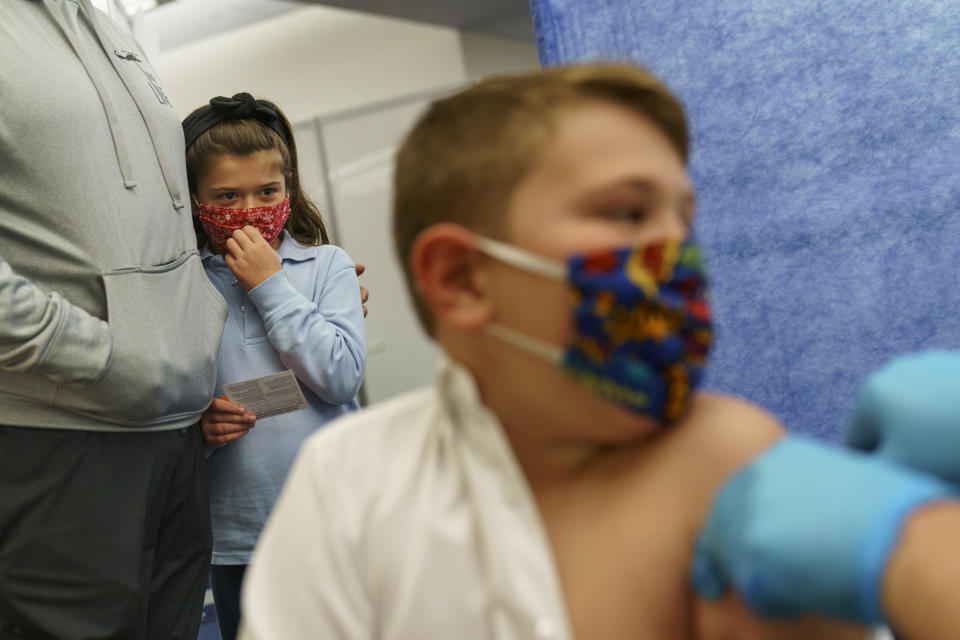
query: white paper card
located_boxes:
[222,370,308,420]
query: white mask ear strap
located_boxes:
[484,323,565,364]
[474,237,566,281]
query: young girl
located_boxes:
[182,92,367,640]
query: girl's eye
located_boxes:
[261,188,277,197]
[218,192,237,202]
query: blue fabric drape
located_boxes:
[531,0,960,439]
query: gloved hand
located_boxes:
[848,349,960,484]
[692,436,954,622]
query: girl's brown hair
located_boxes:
[185,99,329,246]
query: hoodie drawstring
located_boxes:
[42,0,185,210]
[43,0,137,189]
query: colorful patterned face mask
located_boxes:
[475,237,713,422]
[198,197,291,251]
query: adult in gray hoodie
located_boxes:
[0,1,226,637]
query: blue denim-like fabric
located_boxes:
[531,0,960,439]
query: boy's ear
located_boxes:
[410,223,493,332]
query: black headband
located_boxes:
[182,92,289,151]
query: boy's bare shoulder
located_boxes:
[669,392,785,490]
[688,392,784,445]
[686,393,784,458]
[681,397,871,639]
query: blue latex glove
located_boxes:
[692,436,954,622]
[848,349,960,484]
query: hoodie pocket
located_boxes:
[56,252,227,426]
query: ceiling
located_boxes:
[305,0,534,38]
[145,0,535,53]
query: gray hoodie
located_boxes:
[0,0,226,431]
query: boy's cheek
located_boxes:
[488,273,576,345]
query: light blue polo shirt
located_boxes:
[200,233,367,564]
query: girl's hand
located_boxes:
[355,263,370,317]
[201,397,256,446]
[225,226,282,291]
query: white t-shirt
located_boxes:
[239,357,573,640]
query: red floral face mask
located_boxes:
[198,197,291,251]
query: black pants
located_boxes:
[210,564,246,640]
[0,424,212,640]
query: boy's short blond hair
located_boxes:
[393,64,689,334]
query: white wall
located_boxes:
[156,5,469,121]
[460,31,541,79]
[313,100,444,404]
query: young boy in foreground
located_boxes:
[238,65,871,639]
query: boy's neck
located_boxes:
[442,333,656,489]
[498,414,610,488]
